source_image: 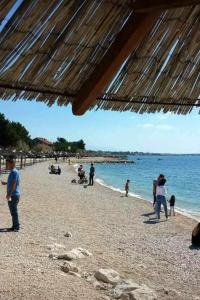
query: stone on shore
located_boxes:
[64,232,72,238]
[94,268,120,284]
[61,261,80,274]
[120,284,157,300]
[57,248,92,260]
[113,280,140,298]
[112,280,157,300]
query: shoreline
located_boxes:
[72,162,200,223]
[0,161,199,300]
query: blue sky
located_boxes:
[0,100,200,153]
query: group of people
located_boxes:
[1,157,20,232]
[49,164,61,175]
[153,174,176,221]
[77,163,95,185]
[124,175,176,221]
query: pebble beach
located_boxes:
[0,161,200,300]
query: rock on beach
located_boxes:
[95,268,120,284]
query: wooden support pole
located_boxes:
[72,12,160,115]
[131,0,200,12]
[20,155,23,169]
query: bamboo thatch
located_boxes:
[0,1,199,114]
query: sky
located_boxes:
[0,100,200,154]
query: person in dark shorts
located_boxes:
[168,195,176,216]
[125,179,130,197]
[1,156,20,232]
[89,163,95,186]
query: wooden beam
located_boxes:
[131,0,200,12]
[72,12,160,115]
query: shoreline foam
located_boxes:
[95,175,200,222]
[74,163,200,222]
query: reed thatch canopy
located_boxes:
[0,0,199,115]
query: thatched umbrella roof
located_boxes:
[0,0,199,115]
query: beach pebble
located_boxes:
[61,261,80,274]
[68,271,82,278]
[64,232,72,238]
[57,248,92,260]
[112,280,157,300]
[94,268,120,284]
[120,284,157,300]
[113,280,140,298]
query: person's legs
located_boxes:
[171,206,175,216]
[169,207,171,216]
[156,196,161,220]
[161,197,168,218]
[8,196,20,230]
[89,175,91,185]
[91,175,94,185]
[153,194,156,206]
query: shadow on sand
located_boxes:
[141,212,155,217]
[189,244,200,250]
[0,228,12,233]
[143,218,167,225]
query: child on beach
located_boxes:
[168,195,176,216]
[125,180,130,197]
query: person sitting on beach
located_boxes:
[156,177,168,221]
[168,195,175,216]
[78,165,85,181]
[50,165,56,173]
[125,179,130,197]
[78,165,83,177]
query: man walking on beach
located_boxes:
[1,156,20,232]
[89,163,95,186]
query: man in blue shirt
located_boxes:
[1,156,20,232]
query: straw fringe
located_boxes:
[0,1,199,114]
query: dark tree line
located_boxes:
[54,137,85,152]
[0,113,85,153]
[0,113,31,149]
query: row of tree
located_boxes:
[0,113,85,153]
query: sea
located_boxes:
[83,155,200,221]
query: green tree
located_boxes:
[0,113,31,149]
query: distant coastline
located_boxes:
[87,150,200,156]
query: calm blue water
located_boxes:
[83,155,200,218]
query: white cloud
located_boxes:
[157,115,168,120]
[157,124,173,130]
[139,123,173,130]
[142,123,154,128]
